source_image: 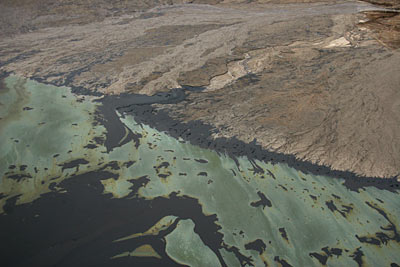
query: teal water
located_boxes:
[1,76,399,266]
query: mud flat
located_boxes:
[1,76,399,266]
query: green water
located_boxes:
[1,76,399,266]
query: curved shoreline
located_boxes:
[93,86,400,192]
[2,72,399,190]
[120,103,400,192]
[1,75,399,267]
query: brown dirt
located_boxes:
[360,11,400,48]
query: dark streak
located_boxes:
[358,201,400,245]
[309,252,328,265]
[309,247,343,265]
[278,185,288,191]
[158,174,170,179]
[0,50,40,68]
[194,159,208,164]
[244,239,266,254]
[341,205,353,215]
[266,169,276,179]
[122,161,136,168]
[223,245,253,267]
[325,200,349,218]
[355,234,381,245]
[350,247,364,267]
[126,175,150,196]
[99,161,120,171]
[157,162,170,169]
[58,159,89,172]
[7,173,32,181]
[328,248,342,257]
[250,191,272,208]
[278,228,289,242]
[249,159,264,174]
[83,144,97,149]
[95,103,140,152]
[19,165,27,171]
[274,256,293,267]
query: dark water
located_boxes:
[0,76,399,266]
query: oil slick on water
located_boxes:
[0,76,399,266]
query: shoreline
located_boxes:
[2,72,399,189]
[2,51,399,191]
[1,74,399,266]
[116,102,400,192]
[1,1,399,180]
